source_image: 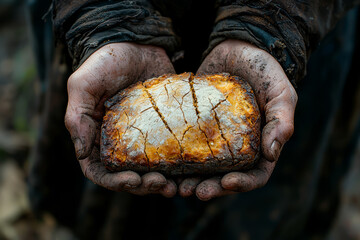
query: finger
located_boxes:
[179,177,202,197]
[65,107,96,160]
[65,73,100,160]
[141,172,168,191]
[159,179,177,198]
[221,158,276,192]
[261,79,297,162]
[127,172,168,196]
[79,155,142,191]
[195,177,234,201]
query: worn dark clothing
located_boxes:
[59,1,180,69]
[206,0,360,85]
[28,0,360,239]
[53,0,360,83]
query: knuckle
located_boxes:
[64,110,80,134]
[287,85,298,105]
[291,89,298,104]
[67,72,81,88]
[281,121,295,140]
[68,70,95,93]
[64,111,74,129]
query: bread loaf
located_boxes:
[101,73,261,176]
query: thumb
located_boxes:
[65,109,96,160]
[65,74,98,160]
[261,80,297,162]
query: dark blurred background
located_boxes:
[0,0,76,239]
[0,0,359,239]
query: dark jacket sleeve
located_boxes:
[52,0,180,69]
[206,0,360,85]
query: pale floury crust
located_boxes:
[101,73,261,176]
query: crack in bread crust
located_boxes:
[173,91,189,125]
[188,74,217,160]
[209,99,235,161]
[129,125,150,171]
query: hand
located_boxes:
[179,40,297,200]
[65,43,177,197]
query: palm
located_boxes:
[65,42,177,196]
[179,40,297,200]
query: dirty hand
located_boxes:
[179,40,297,200]
[65,43,177,197]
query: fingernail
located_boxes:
[74,138,84,159]
[271,140,282,161]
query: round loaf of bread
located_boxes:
[101,73,261,176]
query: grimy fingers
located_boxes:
[79,149,142,191]
[127,172,177,197]
[189,157,276,200]
[80,148,176,196]
[221,158,276,192]
[159,179,177,198]
[179,177,202,197]
[195,177,234,201]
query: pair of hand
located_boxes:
[65,40,297,200]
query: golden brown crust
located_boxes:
[101,73,261,176]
